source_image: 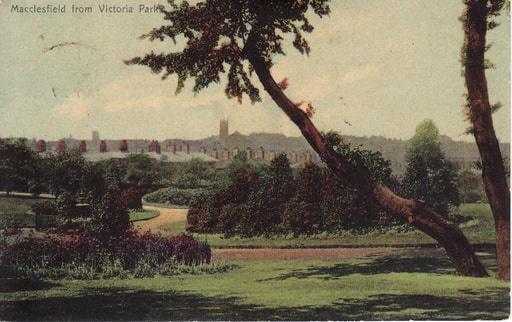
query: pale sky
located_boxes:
[0,0,510,142]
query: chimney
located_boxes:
[119,140,128,152]
[100,140,107,153]
[78,140,87,153]
[36,139,46,153]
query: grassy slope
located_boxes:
[160,203,496,248]
[1,250,508,320]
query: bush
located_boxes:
[1,231,212,279]
[144,187,204,206]
[87,188,130,244]
[120,186,149,210]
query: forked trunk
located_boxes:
[463,0,510,280]
[246,49,488,277]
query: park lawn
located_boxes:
[159,203,496,248]
[128,209,159,222]
[0,250,508,320]
[0,197,40,228]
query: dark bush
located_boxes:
[217,203,244,237]
[1,230,211,279]
[88,189,130,244]
[120,186,149,210]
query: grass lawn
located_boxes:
[128,209,159,222]
[0,197,40,228]
[0,249,508,320]
[159,203,496,248]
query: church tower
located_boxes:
[219,119,229,143]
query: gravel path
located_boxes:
[135,206,187,234]
[213,247,438,260]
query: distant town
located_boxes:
[9,120,510,174]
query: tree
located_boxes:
[45,149,89,198]
[283,163,323,235]
[130,0,487,276]
[461,0,510,279]
[88,186,130,245]
[402,120,460,216]
[173,159,213,188]
[0,139,42,195]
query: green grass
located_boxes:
[161,217,188,236]
[0,249,508,320]
[0,197,41,228]
[159,203,496,248]
[128,209,159,222]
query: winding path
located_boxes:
[135,206,187,234]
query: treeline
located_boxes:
[187,127,478,237]
[187,133,402,237]
[0,138,213,200]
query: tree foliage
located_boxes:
[128,0,330,103]
[402,120,459,215]
[0,139,43,195]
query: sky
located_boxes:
[0,0,510,142]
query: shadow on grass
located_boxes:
[261,253,456,282]
[0,278,59,293]
[262,247,500,282]
[1,286,508,320]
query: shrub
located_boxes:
[283,198,322,236]
[282,164,323,235]
[1,231,212,279]
[88,188,130,244]
[217,203,244,237]
[144,187,204,206]
[120,186,149,210]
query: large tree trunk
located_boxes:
[463,0,510,280]
[245,50,488,277]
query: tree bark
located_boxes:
[245,49,489,277]
[463,0,510,280]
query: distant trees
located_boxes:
[402,120,459,216]
[457,170,486,203]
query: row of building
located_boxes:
[32,138,314,165]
